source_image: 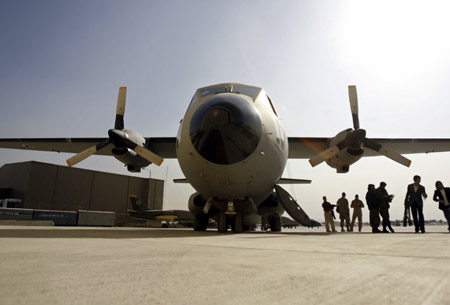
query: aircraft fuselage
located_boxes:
[177,83,288,208]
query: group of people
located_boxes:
[321,175,450,234]
[321,192,365,233]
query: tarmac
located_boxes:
[0,224,449,305]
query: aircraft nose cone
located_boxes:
[190,94,262,165]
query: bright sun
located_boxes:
[333,0,450,88]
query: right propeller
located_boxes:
[309,86,411,168]
[66,87,164,168]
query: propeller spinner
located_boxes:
[309,86,411,169]
[66,87,163,168]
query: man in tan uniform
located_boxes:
[336,192,350,232]
[350,194,365,232]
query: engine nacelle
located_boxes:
[257,192,285,217]
[188,192,207,215]
[325,129,364,173]
[112,148,150,173]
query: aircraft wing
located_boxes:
[288,137,450,158]
[0,137,177,158]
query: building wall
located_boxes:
[90,171,130,213]
[0,162,32,200]
[0,161,164,213]
[52,166,94,211]
[27,162,58,210]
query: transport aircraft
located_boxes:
[1,83,450,233]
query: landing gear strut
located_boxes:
[233,211,243,233]
[218,211,227,233]
[270,215,282,232]
[193,214,208,231]
[218,200,243,233]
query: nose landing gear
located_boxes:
[218,201,243,233]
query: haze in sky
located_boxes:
[1,0,450,223]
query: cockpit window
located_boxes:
[200,84,261,100]
[187,84,264,112]
[257,92,278,116]
[187,91,198,110]
[231,85,261,99]
[200,86,227,97]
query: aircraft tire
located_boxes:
[218,211,227,233]
[233,211,243,233]
[270,215,282,232]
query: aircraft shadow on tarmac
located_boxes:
[0,228,322,239]
[0,227,447,239]
[0,228,221,239]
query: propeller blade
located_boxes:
[379,146,411,167]
[114,87,127,130]
[364,139,411,167]
[133,145,164,166]
[66,139,110,167]
[309,145,340,167]
[348,85,360,130]
[119,136,163,166]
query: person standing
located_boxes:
[404,175,428,233]
[350,194,364,232]
[322,196,337,233]
[366,184,381,233]
[376,182,394,233]
[336,192,350,232]
[432,181,450,233]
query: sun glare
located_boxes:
[333,0,450,87]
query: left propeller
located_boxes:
[66,87,164,168]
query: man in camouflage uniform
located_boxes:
[336,192,350,232]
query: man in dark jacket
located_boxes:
[366,184,381,233]
[404,175,428,233]
[322,196,337,233]
[376,182,394,233]
[433,181,450,233]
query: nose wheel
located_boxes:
[218,211,243,233]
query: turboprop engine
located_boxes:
[309,86,411,173]
[66,87,163,173]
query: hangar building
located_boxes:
[0,161,164,213]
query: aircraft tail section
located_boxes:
[275,185,321,228]
[128,194,176,220]
[129,194,147,212]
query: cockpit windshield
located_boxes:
[200,84,261,100]
[187,83,278,116]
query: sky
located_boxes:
[1,0,450,224]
